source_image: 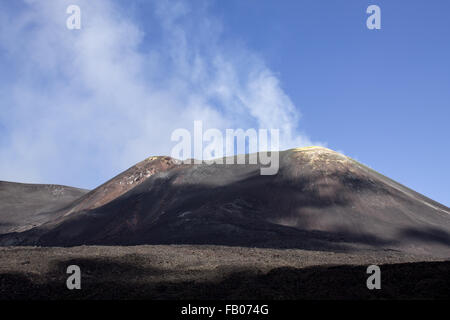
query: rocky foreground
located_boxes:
[0,245,448,300]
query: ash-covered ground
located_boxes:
[0,245,448,300]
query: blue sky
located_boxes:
[0,1,449,206]
[210,0,450,205]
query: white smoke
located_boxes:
[0,0,322,188]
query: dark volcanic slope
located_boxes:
[0,181,88,234]
[3,147,450,257]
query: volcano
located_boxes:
[1,147,449,257]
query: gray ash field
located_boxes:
[0,147,449,299]
[0,245,449,300]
